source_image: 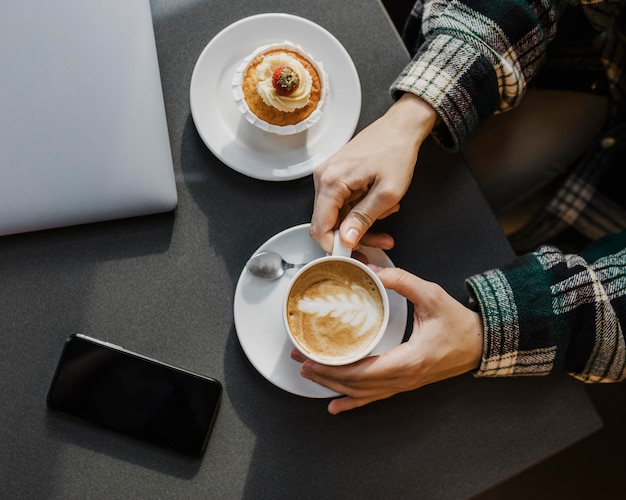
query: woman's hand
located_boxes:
[290,265,484,414]
[310,93,437,253]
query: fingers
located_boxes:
[327,395,371,415]
[358,232,395,251]
[291,348,383,394]
[337,188,404,249]
[290,348,308,363]
[310,186,348,253]
[377,203,401,220]
[310,151,406,251]
[310,194,392,253]
[291,347,406,414]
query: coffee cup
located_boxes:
[283,231,389,365]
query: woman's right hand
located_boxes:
[310,93,437,253]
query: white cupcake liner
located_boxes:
[232,41,328,135]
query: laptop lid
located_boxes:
[0,0,177,236]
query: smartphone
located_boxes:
[47,334,222,458]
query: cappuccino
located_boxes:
[286,260,385,363]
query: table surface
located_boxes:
[0,1,601,498]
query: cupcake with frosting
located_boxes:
[232,42,327,134]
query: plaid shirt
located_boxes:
[393,0,626,251]
[467,232,626,382]
[392,1,626,381]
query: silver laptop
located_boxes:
[0,0,177,236]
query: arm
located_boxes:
[395,0,559,151]
[291,265,484,414]
[294,232,626,414]
[311,0,561,252]
[468,230,626,382]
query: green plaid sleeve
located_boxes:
[466,231,626,382]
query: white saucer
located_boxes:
[233,224,408,398]
[190,13,362,181]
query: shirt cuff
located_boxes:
[390,34,500,151]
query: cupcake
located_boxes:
[232,42,327,134]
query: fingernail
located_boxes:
[346,228,359,247]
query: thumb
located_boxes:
[375,266,436,307]
[339,191,395,248]
[338,212,372,249]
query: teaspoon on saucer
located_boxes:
[246,251,306,280]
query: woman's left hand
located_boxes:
[291,265,484,414]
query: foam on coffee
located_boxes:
[286,260,385,363]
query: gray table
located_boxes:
[0,1,601,498]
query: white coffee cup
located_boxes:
[283,231,389,365]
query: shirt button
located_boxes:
[601,137,616,148]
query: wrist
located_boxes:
[386,92,437,145]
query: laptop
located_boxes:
[0,0,177,236]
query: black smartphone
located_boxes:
[47,334,222,458]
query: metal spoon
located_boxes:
[246,251,306,280]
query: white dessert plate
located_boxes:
[233,224,408,398]
[190,13,362,181]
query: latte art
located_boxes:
[296,284,381,338]
[286,260,385,363]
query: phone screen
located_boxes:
[47,334,222,458]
